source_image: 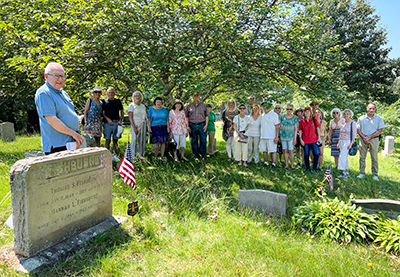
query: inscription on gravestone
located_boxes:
[10,148,112,257]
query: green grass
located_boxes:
[1,125,400,276]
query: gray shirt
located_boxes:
[357,114,385,136]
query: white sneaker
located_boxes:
[357,174,365,179]
[373,176,379,181]
[112,154,119,162]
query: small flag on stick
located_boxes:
[324,162,333,191]
[118,140,136,190]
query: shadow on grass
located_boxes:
[130,145,400,219]
[37,225,133,276]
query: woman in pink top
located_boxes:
[169,100,189,162]
[337,109,357,178]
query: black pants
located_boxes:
[45,146,67,155]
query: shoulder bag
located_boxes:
[238,116,248,143]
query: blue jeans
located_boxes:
[304,142,319,170]
[189,122,207,158]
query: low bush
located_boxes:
[375,216,400,254]
[293,197,379,244]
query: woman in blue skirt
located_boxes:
[147,97,170,160]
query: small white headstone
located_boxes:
[382,136,395,157]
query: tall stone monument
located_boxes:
[10,148,113,257]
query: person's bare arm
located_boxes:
[118,109,124,126]
[274,124,280,144]
[83,98,91,130]
[44,115,84,148]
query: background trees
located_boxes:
[0,0,398,131]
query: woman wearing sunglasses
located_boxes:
[83,86,103,147]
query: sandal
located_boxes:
[174,158,180,163]
[181,156,188,161]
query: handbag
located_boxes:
[237,116,248,143]
[349,122,358,156]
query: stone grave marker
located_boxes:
[351,199,400,219]
[239,189,287,217]
[382,136,395,157]
[0,122,16,142]
[10,148,113,258]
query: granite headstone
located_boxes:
[0,122,16,142]
[239,189,287,217]
[382,136,395,157]
[10,148,113,257]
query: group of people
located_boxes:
[82,85,216,163]
[221,97,385,180]
[35,62,385,180]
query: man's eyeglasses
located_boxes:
[48,73,66,80]
[286,108,293,110]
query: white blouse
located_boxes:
[127,103,147,127]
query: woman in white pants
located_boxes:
[337,109,357,178]
[247,104,261,165]
[127,91,147,159]
[233,103,250,166]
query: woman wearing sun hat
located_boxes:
[169,99,189,162]
[84,86,103,147]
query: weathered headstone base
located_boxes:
[2,216,127,274]
[239,189,287,217]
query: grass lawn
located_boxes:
[1,123,400,276]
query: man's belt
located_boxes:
[189,121,205,125]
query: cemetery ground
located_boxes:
[1,125,400,276]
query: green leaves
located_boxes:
[293,197,379,244]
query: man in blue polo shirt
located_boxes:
[35,62,84,154]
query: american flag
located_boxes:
[324,162,333,191]
[118,141,136,190]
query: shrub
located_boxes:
[293,197,378,244]
[375,216,400,254]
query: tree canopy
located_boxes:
[0,0,397,129]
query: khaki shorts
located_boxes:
[260,139,277,153]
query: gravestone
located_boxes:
[382,136,395,157]
[10,148,113,257]
[351,199,400,219]
[0,122,16,142]
[239,189,287,217]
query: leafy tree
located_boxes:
[305,0,396,105]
